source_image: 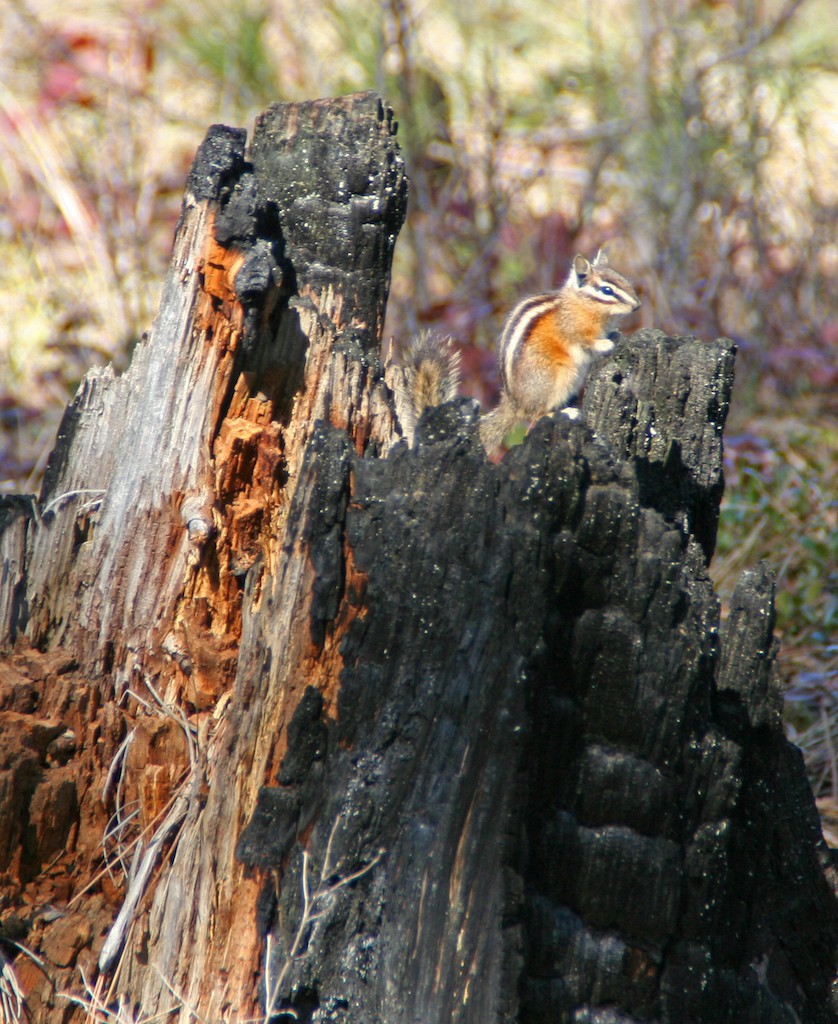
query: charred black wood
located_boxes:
[239,336,838,1022]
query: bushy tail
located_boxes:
[403,330,461,417]
[393,330,522,454]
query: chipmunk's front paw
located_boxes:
[592,337,615,354]
[560,406,581,421]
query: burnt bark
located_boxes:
[0,93,836,1024]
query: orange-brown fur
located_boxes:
[555,292,613,348]
[526,310,577,367]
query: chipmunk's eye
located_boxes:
[600,285,615,296]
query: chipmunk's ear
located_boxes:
[572,254,591,282]
[592,249,608,268]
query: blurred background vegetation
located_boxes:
[0,0,835,833]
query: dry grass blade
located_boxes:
[263,816,384,1020]
[98,679,203,974]
[0,953,23,1024]
[97,777,192,975]
[0,82,128,342]
[60,966,177,1024]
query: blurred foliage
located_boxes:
[717,417,837,656]
[716,414,838,818]
[0,0,836,813]
[163,0,278,114]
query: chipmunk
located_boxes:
[398,251,640,453]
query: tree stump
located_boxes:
[0,92,836,1024]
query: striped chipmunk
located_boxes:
[399,251,641,454]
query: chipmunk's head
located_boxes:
[568,250,641,315]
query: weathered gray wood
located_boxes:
[0,92,408,1023]
[0,496,32,642]
[22,125,246,679]
[14,96,406,694]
